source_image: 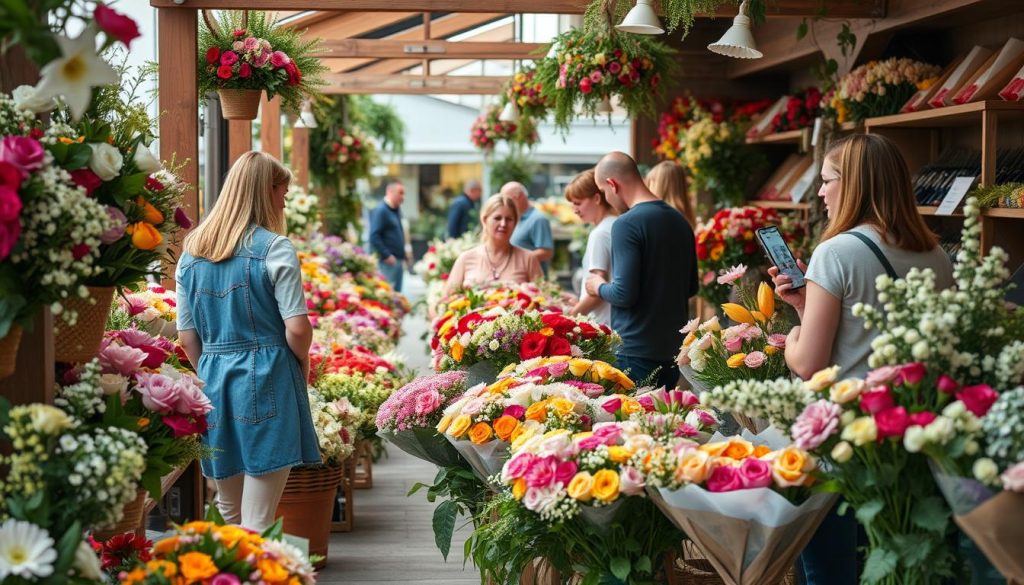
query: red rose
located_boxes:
[875,406,910,439]
[0,186,22,223]
[956,384,999,417]
[71,243,90,260]
[909,411,937,427]
[206,46,221,65]
[546,336,571,356]
[0,162,23,190]
[541,313,575,335]
[233,28,247,38]
[70,169,103,196]
[285,61,302,86]
[458,312,484,334]
[897,362,927,385]
[94,4,141,47]
[217,65,233,80]
[162,413,208,438]
[520,332,548,360]
[238,63,252,79]
[859,385,894,414]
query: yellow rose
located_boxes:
[771,446,813,487]
[721,303,756,324]
[831,441,854,463]
[512,477,527,500]
[492,415,519,442]
[153,536,179,556]
[448,414,472,438]
[593,52,607,65]
[840,416,877,446]
[607,445,634,463]
[621,398,642,415]
[488,377,516,395]
[721,437,755,460]
[765,345,778,355]
[567,471,595,502]
[179,552,219,583]
[468,421,494,445]
[448,298,470,311]
[511,423,539,450]
[699,441,728,457]
[450,341,465,363]
[525,400,549,422]
[674,450,713,484]
[613,371,635,390]
[436,413,453,434]
[727,353,748,368]
[804,365,841,392]
[830,378,865,404]
[591,469,620,502]
[757,282,775,319]
[753,445,773,458]
[550,397,575,417]
[710,245,724,261]
[179,521,214,534]
[215,525,251,548]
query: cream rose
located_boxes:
[98,373,130,398]
[89,143,124,181]
[840,416,877,446]
[829,379,865,404]
[133,142,163,174]
[12,84,57,113]
[830,441,854,463]
[804,366,841,392]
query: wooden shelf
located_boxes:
[751,200,810,210]
[917,206,1024,218]
[746,129,804,145]
[865,101,1024,130]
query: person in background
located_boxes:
[444,194,542,297]
[771,133,954,585]
[565,169,618,325]
[501,181,554,277]
[584,152,698,388]
[176,151,321,531]
[369,181,406,291]
[646,160,696,227]
[447,178,483,239]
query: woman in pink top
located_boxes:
[444,194,542,297]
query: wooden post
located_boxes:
[292,126,310,190]
[260,95,282,159]
[228,120,253,166]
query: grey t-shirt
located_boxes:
[805,225,954,379]
[581,216,616,325]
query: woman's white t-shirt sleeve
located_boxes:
[266,237,310,320]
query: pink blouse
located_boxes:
[445,245,543,296]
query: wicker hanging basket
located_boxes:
[92,488,147,542]
[276,465,344,568]
[54,286,115,363]
[218,88,263,120]
[0,325,22,379]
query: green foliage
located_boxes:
[348,95,406,156]
[584,0,766,38]
[968,182,1024,209]
[0,1,92,67]
[489,152,538,194]
[408,464,491,561]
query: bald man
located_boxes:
[584,152,698,388]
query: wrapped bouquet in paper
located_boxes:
[498,356,634,394]
[645,431,834,585]
[376,371,468,467]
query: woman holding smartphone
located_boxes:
[770,134,954,584]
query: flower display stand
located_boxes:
[276,465,344,568]
[353,439,373,489]
[330,456,356,533]
[92,488,147,542]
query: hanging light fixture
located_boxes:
[294,115,308,129]
[296,100,318,128]
[707,0,763,59]
[615,0,664,35]
[596,96,614,114]
[499,100,519,123]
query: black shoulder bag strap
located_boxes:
[846,231,898,279]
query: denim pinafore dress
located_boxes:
[177,227,321,479]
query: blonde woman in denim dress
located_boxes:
[176,151,321,531]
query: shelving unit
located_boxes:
[750,200,810,211]
[746,129,805,145]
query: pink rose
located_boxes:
[792,399,842,450]
[744,351,767,369]
[116,328,172,369]
[897,362,927,385]
[554,460,577,484]
[601,396,622,414]
[174,376,212,416]
[875,406,910,439]
[695,410,718,428]
[504,452,536,480]
[936,375,959,394]
[100,206,127,244]
[577,435,604,451]
[592,424,622,444]
[767,334,786,348]
[909,411,937,427]
[270,51,290,68]
[220,50,239,66]
[619,466,646,496]
[706,465,743,492]
[94,4,141,47]
[136,372,180,414]
[460,397,485,417]
[243,37,259,52]
[674,423,699,438]
[414,389,442,416]
[675,390,699,407]
[502,404,525,419]
[637,394,655,412]
[1000,462,1024,492]
[865,365,902,386]
[0,186,22,222]
[738,457,773,489]
[859,386,894,414]
[210,573,241,585]
[589,70,603,83]
[99,341,146,376]
[724,337,743,353]
[547,361,569,377]
[956,384,999,417]
[162,413,208,438]
[0,136,45,177]
[608,61,622,75]
[253,51,271,67]
[525,457,556,487]
[702,270,716,285]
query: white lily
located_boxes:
[33,26,119,121]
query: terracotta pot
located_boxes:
[54,286,115,363]
[0,325,23,379]
[218,88,263,120]
[276,466,344,568]
[92,488,147,542]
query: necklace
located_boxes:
[484,245,512,281]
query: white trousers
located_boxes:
[213,468,291,532]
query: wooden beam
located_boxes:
[228,120,253,165]
[152,0,883,17]
[321,39,544,60]
[260,95,282,159]
[323,74,507,94]
[292,127,310,190]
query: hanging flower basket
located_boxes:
[55,286,116,363]
[276,465,344,568]
[218,88,263,120]
[92,488,147,542]
[0,325,23,379]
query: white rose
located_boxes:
[133,142,163,174]
[903,426,926,453]
[73,539,103,580]
[972,458,999,484]
[12,84,57,113]
[831,441,854,463]
[88,143,124,181]
[98,373,130,397]
[924,417,955,444]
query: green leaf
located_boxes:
[911,496,951,534]
[796,19,809,41]
[141,470,164,501]
[892,533,933,566]
[261,517,284,540]
[855,499,885,528]
[408,482,428,497]
[635,555,652,575]
[52,521,83,578]
[862,548,899,584]
[610,557,630,581]
[205,504,226,524]
[65,143,93,170]
[433,499,458,561]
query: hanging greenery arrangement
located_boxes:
[469,104,538,153]
[535,26,675,132]
[348,95,406,157]
[583,0,767,37]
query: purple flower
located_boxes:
[101,206,127,244]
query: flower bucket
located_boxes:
[353,439,373,489]
[218,88,263,120]
[276,465,344,568]
[55,286,115,363]
[92,488,147,541]
[0,325,23,379]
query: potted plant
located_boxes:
[198,10,327,120]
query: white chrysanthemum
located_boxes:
[0,519,58,580]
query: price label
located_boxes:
[935,177,977,216]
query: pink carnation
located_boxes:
[716,264,748,285]
[791,399,842,450]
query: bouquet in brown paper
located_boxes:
[644,428,836,585]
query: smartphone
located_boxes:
[756,226,806,290]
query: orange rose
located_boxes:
[721,438,755,460]
[121,568,147,585]
[146,560,177,578]
[772,447,813,487]
[753,445,772,458]
[257,558,289,585]
[468,421,494,445]
[153,536,180,555]
[126,221,162,251]
[674,450,713,484]
[178,552,218,583]
[492,415,519,442]
[525,400,549,422]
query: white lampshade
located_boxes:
[499,101,519,122]
[596,96,614,114]
[615,0,664,35]
[707,0,763,59]
[294,114,308,129]
[298,100,318,128]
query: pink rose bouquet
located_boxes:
[376,371,468,467]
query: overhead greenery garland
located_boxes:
[535,26,676,132]
[501,63,549,145]
[584,0,767,37]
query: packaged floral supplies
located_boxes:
[376,371,468,467]
[953,38,1024,104]
[645,430,835,585]
[116,283,178,339]
[928,46,994,108]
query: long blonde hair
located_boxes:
[821,134,936,251]
[646,161,695,227]
[184,151,292,261]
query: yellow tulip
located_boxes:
[727,353,747,368]
[757,282,775,319]
[721,303,755,324]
